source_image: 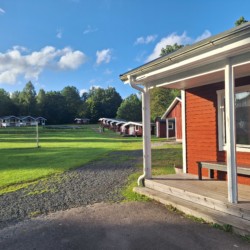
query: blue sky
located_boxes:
[0,0,249,98]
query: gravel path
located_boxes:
[0,150,142,229]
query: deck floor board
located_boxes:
[149,174,250,209]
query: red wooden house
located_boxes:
[156,97,182,141]
[120,22,250,204]
[155,117,166,138]
[121,121,143,136]
[121,121,155,136]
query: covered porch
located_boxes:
[120,22,250,206]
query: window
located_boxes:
[168,122,174,130]
[217,85,250,152]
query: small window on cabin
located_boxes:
[135,125,139,131]
[217,85,250,151]
[168,122,174,130]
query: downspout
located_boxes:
[128,76,152,186]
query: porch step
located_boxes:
[145,178,250,221]
[134,186,250,236]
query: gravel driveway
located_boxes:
[0,150,141,229]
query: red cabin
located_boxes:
[120,22,250,204]
[158,97,182,141]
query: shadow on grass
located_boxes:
[0,148,144,192]
[0,138,142,143]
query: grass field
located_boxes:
[0,124,182,195]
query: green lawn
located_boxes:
[0,125,143,192]
[0,125,182,195]
[122,142,182,201]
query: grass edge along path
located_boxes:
[121,142,182,201]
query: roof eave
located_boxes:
[120,22,250,83]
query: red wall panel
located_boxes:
[167,101,182,139]
[186,76,250,185]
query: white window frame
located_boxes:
[168,121,174,130]
[217,84,250,152]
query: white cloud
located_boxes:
[80,88,88,96]
[0,46,87,84]
[83,25,98,35]
[12,45,28,52]
[134,35,157,45]
[58,49,86,69]
[104,69,112,75]
[96,49,112,65]
[0,8,5,14]
[56,29,63,39]
[195,30,212,42]
[146,30,211,62]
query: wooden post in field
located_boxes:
[36,122,39,148]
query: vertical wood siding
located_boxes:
[156,121,166,137]
[167,101,182,139]
[186,76,250,185]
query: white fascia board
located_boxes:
[123,122,142,127]
[161,97,182,119]
[133,38,250,86]
[116,121,126,125]
[154,53,250,89]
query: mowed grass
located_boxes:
[122,142,182,201]
[0,125,143,193]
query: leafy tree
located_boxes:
[150,88,179,120]
[0,89,17,116]
[160,43,184,56]
[10,91,21,115]
[19,81,37,115]
[235,16,248,26]
[36,89,46,116]
[80,92,89,102]
[103,87,122,118]
[84,87,105,121]
[84,87,122,122]
[42,91,68,124]
[85,97,103,122]
[116,94,142,121]
[61,86,82,123]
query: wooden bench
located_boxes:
[197,161,250,180]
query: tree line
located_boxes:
[0,82,143,124]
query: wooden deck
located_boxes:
[134,173,250,236]
[150,173,250,204]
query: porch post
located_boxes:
[225,59,238,203]
[142,85,152,179]
[166,119,169,139]
[181,90,187,173]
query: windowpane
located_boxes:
[235,91,250,145]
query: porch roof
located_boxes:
[122,121,142,127]
[19,116,36,120]
[120,22,250,90]
[1,115,19,120]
